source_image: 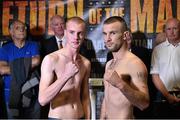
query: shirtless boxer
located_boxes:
[100,16,150,119]
[38,16,91,119]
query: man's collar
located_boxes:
[55,36,66,46]
[164,39,171,46]
[165,38,180,47]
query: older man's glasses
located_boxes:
[14,26,27,31]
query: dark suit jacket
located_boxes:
[40,36,59,58]
[41,37,96,60]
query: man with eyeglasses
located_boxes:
[0,20,41,118]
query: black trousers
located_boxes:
[152,91,180,119]
[6,98,41,119]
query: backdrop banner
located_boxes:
[0,0,179,77]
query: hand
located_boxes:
[166,94,180,104]
[105,70,122,88]
[64,61,79,79]
[104,69,114,81]
[121,74,131,84]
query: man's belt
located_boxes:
[169,91,180,98]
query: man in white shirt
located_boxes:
[150,18,180,118]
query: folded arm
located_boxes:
[152,74,180,103]
[0,61,10,75]
[32,55,40,68]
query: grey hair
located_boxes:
[9,20,26,30]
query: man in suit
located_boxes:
[41,15,65,58]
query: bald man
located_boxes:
[151,18,180,118]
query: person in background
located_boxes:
[150,18,180,118]
[38,16,91,119]
[100,16,149,119]
[0,20,41,118]
[41,15,65,58]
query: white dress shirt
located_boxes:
[150,39,180,91]
[55,36,66,48]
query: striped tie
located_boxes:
[58,40,63,49]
